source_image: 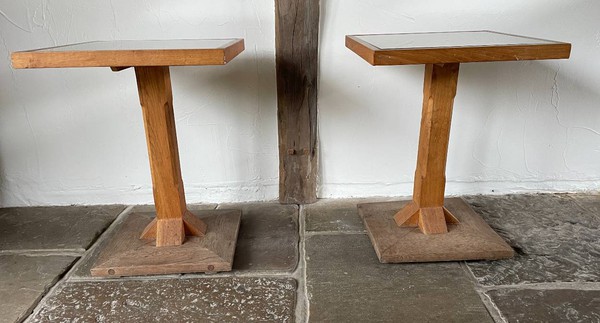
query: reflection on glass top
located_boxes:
[30,39,239,52]
[356,31,559,50]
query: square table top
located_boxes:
[346,31,570,65]
[11,39,244,69]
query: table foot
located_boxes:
[394,202,459,234]
[358,198,514,263]
[140,211,208,246]
[91,209,241,277]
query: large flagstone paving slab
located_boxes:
[305,233,493,322]
[0,205,125,251]
[0,255,77,323]
[571,194,600,215]
[216,202,299,273]
[464,194,600,286]
[487,289,600,323]
[30,277,297,322]
[304,197,397,233]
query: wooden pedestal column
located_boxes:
[134,66,207,247]
[394,63,460,235]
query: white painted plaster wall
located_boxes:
[318,0,600,198]
[0,1,598,206]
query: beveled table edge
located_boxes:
[11,38,245,69]
[346,30,571,65]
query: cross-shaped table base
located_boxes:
[358,198,513,263]
[91,210,241,277]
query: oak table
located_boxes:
[12,39,245,276]
[346,31,571,263]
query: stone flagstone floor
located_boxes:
[0,194,599,322]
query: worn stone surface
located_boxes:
[69,212,128,280]
[305,234,493,322]
[488,289,600,323]
[31,278,297,322]
[571,193,600,215]
[0,255,77,323]
[132,203,217,213]
[304,198,395,232]
[216,202,298,272]
[464,194,600,285]
[0,205,124,251]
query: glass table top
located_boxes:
[27,39,240,53]
[347,31,570,65]
[354,31,563,50]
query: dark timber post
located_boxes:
[275,0,319,204]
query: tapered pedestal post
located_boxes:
[394,63,460,234]
[357,62,513,263]
[134,66,206,247]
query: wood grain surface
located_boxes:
[12,39,244,68]
[275,0,319,204]
[394,63,461,234]
[134,66,205,246]
[359,198,514,263]
[346,31,571,65]
[91,210,241,277]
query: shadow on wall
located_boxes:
[317,62,425,175]
[167,53,278,197]
[456,59,600,181]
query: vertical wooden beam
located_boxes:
[275,0,319,204]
